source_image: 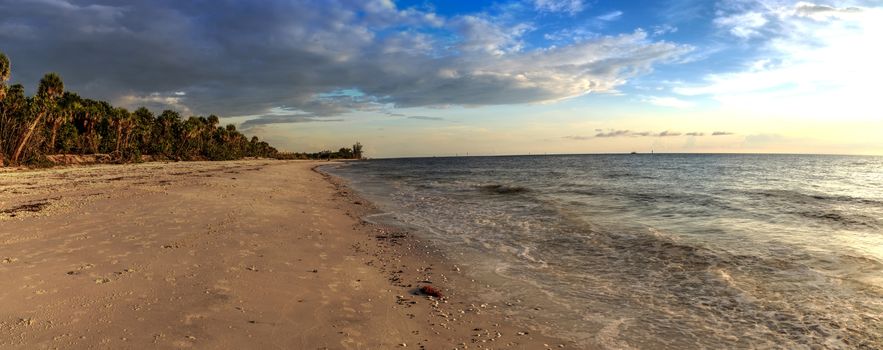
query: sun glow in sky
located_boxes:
[1,0,880,157]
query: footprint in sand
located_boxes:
[66,263,95,275]
[182,313,205,325]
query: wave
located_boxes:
[797,210,879,229]
[537,224,883,347]
[479,184,530,195]
[327,154,883,347]
[747,189,883,207]
[743,189,882,229]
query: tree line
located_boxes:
[276,142,363,160]
[0,52,362,166]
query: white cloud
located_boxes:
[644,96,695,108]
[714,11,768,38]
[543,27,598,42]
[678,1,883,120]
[792,2,862,20]
[416,30,691,106]
[652,24,679,36]
[533,0,585,14]
[0,0,690,122]
[596,10,624,21]
[118,92,192,115]
[453,16,532,55]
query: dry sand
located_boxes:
[0,160,571,349]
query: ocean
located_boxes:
[322,154,883,349]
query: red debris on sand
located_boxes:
[420,285,443,298]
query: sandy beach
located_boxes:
[0,160,567,349]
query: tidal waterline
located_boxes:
[324,154,883,348]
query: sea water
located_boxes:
[323,154,883,349]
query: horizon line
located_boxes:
[365,151,883,160]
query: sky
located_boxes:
[1,0,880,157]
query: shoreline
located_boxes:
[0,160,570,349]
[317,164,578,347]
[318,163,585,348]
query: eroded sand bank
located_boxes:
[0,160,568,349]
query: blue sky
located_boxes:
[1,0,880,156]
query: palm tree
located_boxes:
[75,99,104,154]
[110,107,132,154]
[0,52,11,165]
[1,51,295,165]
[207,115,219,128]
[48,92,81,153]
[118,108,136,152]
[0,52,9,100]
[0,84,26,156]
[352,142,363,159]
[177,116,203,158]
[132,107,154,154]
[155,110,180,158]
[12,72,64,164]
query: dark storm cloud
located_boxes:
[0,0,690,120]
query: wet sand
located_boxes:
[0,160,569,349]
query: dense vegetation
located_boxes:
[276,142,363,160]
[0,52,363,167]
